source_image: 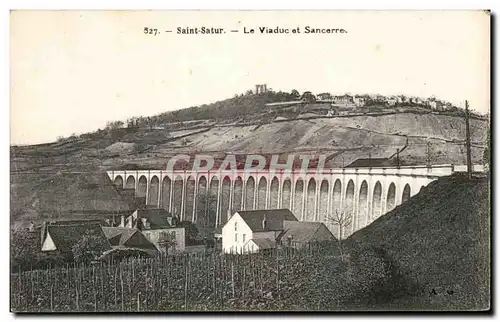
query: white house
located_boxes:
[222,209,298,254]
[353,96,367,107]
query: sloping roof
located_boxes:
[134,208,175,229]
[345,157,395,168]
[41,219,107,246]
[46,223,111,254]
[247,238,276,250]
[281,221,336,243]
[28,172,133,215]
[236,209,297,232]
[102,227,157,250]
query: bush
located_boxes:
[10,230,67,272]
[336,246,420,307]
[97,247,153,263]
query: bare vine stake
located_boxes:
[159,273,163,308]
[212,254,217,299]
[260,258,264,296]
[92,266,97,311]
[50,285,53,311]
[128,263,132,311]
[183,255,188,311]
[242,266,246,298]
[30,270,34,303]
[137,292,140,312]
[231,260,235,299]
[114,266,118,308]
[166,255,170,297]
[17,272,21,310]
[220,255,225,307]
[251,254,255,294]
[101,263,105,309]
[120,264,124,311]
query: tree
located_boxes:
[484,125,490,167]
[325,210,352,258]
[177,220,200,245]
[72,229,110,263]
[144,116,154,130]
[158,231,177,255]
[291,89,300,98]
[106,121,124,130]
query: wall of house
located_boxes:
[222,214,254,254]
[142,227,185,254]
[41,232,56,251]
[245,240,259,253]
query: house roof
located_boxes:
[132,208,175,229]
[247,238,276,250]
[45,223,111,254]
[345,157,396,168]
[235,209,297,232]
[41,219,108,246]
[281,221,335,243]
[102,227,157,250]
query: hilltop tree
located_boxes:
[105,121,124,130]
[291,89,300,98]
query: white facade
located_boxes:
[222,212,281,254]
[222,213,253,254]
[41,232,56,251]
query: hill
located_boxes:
[10,91,489,225]
[11,172,134,226]
[345,173,490,310]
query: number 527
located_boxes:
[144,27,158,35]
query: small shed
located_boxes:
[243,238,277,254]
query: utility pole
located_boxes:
[426,141,431,168]
[396,148,400,168]
[465,100,472,179]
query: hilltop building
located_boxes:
[316,93,333,101]
[353,96,367,107]
[255,84,268,94]
[333,94,354,105]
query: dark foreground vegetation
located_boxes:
[11,173,490,312]
[11,243,417,312]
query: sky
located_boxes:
[10,10,490,145]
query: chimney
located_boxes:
[120,215,125,227]
[262,214,267,230]
[141,217,149,230]
[227,209,233,221]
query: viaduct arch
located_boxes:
[108,164,484,239]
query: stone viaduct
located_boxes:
[107,164,484,238]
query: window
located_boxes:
[242,234,246,243]
[234,222,238,231]
[235,233,238,242]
